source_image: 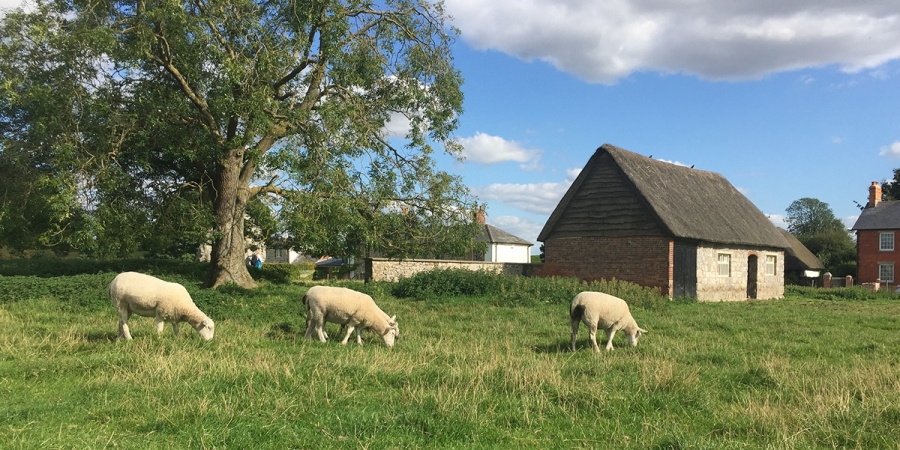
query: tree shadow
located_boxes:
[528,340,571,354]
[265,321,303,341]
[83,331,118,343]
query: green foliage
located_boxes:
[883,168,900,201]
[0,258,206,280]
[785,198,856,273]
[785,285,898,301]
[0,0,476,287]
[391,268,669,310]
[249,263,313,285]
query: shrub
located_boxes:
[784,285,897,301]
[391,268,669,310]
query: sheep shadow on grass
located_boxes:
[83,331,118,343]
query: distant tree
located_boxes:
[883,168,900,201]
[785,198,856,274]
[785,198,845,236]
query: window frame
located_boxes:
[765,255,777,276]
[880,232,895,252]
[879,263,894,283]
[717,253,731,277]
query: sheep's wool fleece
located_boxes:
[110,272,201,321]
[571,292,636,328]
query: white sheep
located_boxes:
[109,272,215,341]
[570,291,646,352]
[303,285,399,347]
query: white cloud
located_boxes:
[445,0,900,83]
[767,214,788,229]
[383,112,412,139]
[474,168,580,215]
[459,132,542,169]
[842,215,859,229]
[487,215,544,248]
[879,141,900,158]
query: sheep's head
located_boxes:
[382,315,399,348]
[196,317,215,341]
[626,326,647,347]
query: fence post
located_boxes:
[822,272,832,289]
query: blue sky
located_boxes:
[436,0,900,252]
[3,0,899,254]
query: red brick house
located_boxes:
[538,144,790,301]
[851,182,899,288]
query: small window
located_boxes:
[717,254,731,277]
[881,233,895,251]
[880,263,894,283]
[765,255,777,276]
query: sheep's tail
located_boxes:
[570,304,585,322]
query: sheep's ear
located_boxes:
[639,327,648,334]
[389,315,396,323]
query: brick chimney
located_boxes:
[868,181,882,208]
[474,205,486,224]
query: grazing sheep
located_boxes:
[303,286,399,347]
[109,272,215,341]
[570,291,646,352]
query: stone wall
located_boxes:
[695,245,784,301]
[366,258,533,282]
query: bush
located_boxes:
[0,258,207,281]
[785,285,898,301]
[250,263,314,284]
[391,269,669,310]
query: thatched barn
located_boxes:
[778,228,824,285]
[537,144,790,301]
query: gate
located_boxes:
[673,243,697,298]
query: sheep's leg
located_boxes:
[605,329,616,351]
[172,322,180,337]
[155,317,166,336]
[355,328,363,345]
[315,324,327,342]
[570,320,580,352]
[340,325,357,345]
[118,310,133,340]
[588,324,601,353]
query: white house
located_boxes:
[475,224,533,263]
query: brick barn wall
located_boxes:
[856,229,899,284]
[542,236,672,295]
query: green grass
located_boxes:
[2,268,900,449]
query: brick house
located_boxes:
[537,144,789,301]
[851,182,899,288]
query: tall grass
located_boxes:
[2,262,900,448]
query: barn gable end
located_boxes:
[539,144,789,301]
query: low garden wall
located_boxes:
[365,257,538,282]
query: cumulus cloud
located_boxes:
[445,0,900,83]
[474,168,580,215]
[767,214,788,229]
[879,141,900,158]
[459,132,542,169]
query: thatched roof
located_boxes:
[475,224,532,246]
[852,201,900,230]
[539,144,790,249]
[778,228,824,271]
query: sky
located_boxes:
[2,0,899,254]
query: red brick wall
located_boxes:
[543,236,672,294]
[857,230,899,283]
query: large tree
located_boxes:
[785,197,856,274]
[0,0,480,287]
[883,168,900,201]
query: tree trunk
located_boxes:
[203,150,257,289]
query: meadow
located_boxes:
[1,260,900,449]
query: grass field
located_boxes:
[1,264,900,449]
